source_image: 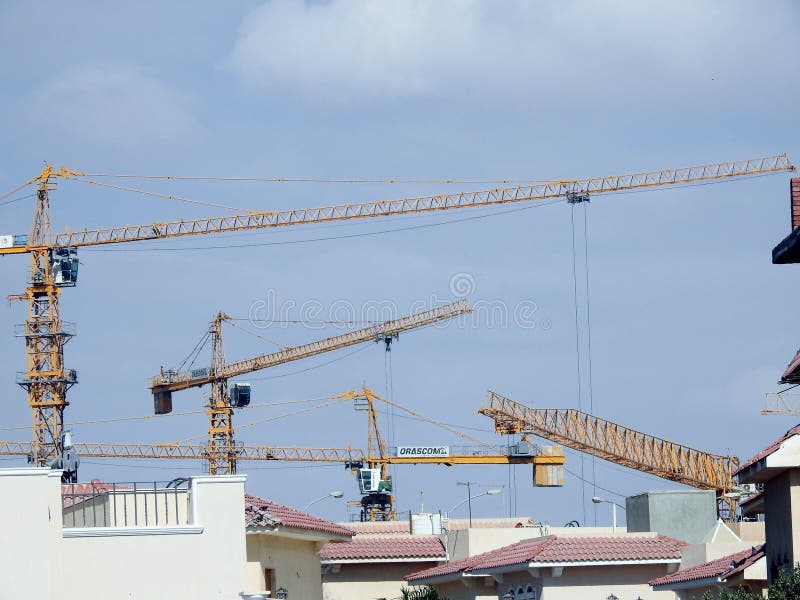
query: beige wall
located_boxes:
[432,564,679,600]
[764,468,800,580]
[246,533,327,599]
[680,541,757,569]
[729,521,766,543]
[0,469,248,600]
[323,561,440,600]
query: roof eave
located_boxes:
[736,460,771,483]
[471,558,680,575]
[405,572,467,586]
[321,556,446,565]
[246,525,351,543]
[651,575,723,591]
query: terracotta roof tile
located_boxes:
[406,547,500,581]
[320,535,446,561]
[343,517,536,535]
[343,521,411,535]
[781,348,800,384]
[649,544,765,587]
[531,535,686,564]
[406,534,685,582]
[245,494,354,538]
[736,425,800,475]
[61,480,130,508]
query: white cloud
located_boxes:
[33,62,196,145]
[228,0,800,104]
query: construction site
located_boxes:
[2,3,800,600]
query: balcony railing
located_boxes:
[62,479,190,528]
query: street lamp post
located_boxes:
[592,496,624,533]
[454,483,502,527]
[304,490,344,511]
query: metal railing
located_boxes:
[62,479,190,528]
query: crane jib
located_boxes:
[0,154,792,253]
[150,299,471,395]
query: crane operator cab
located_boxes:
[357,468,392,494]
[51,247,79,286]
[230,383,251,408]
[50,430,80,483]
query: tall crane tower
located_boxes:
[342,386,564,521]
[149,301,471,475]
[0,156,793,466]
[479,391,741,518]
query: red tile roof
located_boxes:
[649,544,765,587]
[781,349,800,384]
[343,517,537,535]
[320,534,446,562]
[61,480,130,508]
[406,535,686,582]
[245,494,354,538]
[343,521,411,535]
[736,424,800,475]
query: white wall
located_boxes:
[0,469,249,600]
[61,475,248,600]
[0,468,63,600]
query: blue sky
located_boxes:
[1,0,799,526]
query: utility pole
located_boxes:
[457,481,473,527]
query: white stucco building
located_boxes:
[0,467,353,600]
[0,467,249,600]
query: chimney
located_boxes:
[791,178,800,230]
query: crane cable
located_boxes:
[225,318,286,350]
[74,173,556,185]
[583,202,598,524]
[570,202,597,525]
[165,398,349,445]
[0,396,342,432]
[174,329,211,374]
[384,343,397,487]
[570,203,587,527]
[66,177,250,212]
[372,393,496,449]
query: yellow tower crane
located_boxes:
[0,386,566,521]
[0,156,793,467]
[149,301,471,475]
[340,386,564,521]
[479,391,741,519]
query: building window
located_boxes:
[526,584,537,600]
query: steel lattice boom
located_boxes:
[0,440,365,462]
[479,391,739,493]
[152,300,471,393]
